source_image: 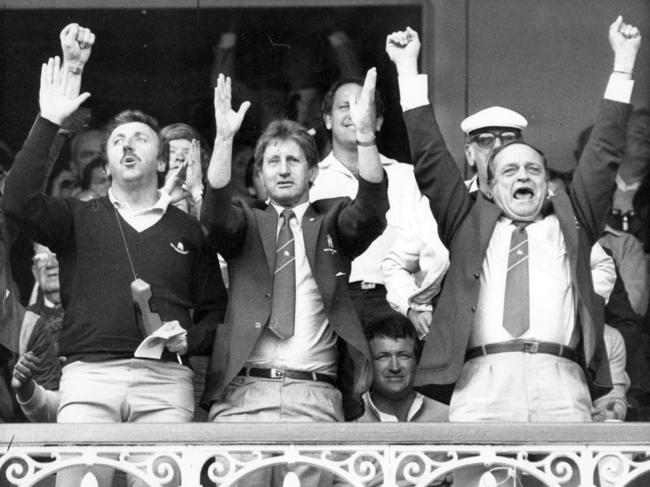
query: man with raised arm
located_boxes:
[3,25,226,487]
[385,17,640,422]
[200,70,387,486]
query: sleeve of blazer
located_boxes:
[200,183,248,259]
[570,99,632,243]
[2,116,75,253]
[336,175,389,258]
[402,105,472,247]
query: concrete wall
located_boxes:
[429,0,650,172]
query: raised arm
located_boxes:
[386,27,471,247]
[336,68,388,256]
[60,23,95,99]
[3,56,90,250]
[571,16,640,242]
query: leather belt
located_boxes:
[238,367,337,387]
[465,340,578,363]
[348,281,384,291]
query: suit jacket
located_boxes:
[199,177,389,419]
[404,99,631,400]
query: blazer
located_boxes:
[199,176,389,419]
[403,99,631,399]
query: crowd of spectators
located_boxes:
[0,15,647,487]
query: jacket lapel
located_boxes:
[257,204,279,274]
[302,204,322,273]
[477,192,502,257]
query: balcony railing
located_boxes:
[1,423,650,486]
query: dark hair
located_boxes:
[321,77,384,119]
[80,156,108,190]
[253,119,319,170]
[365,312,422,361]
[487,140,548,182]
[103,110,161,154]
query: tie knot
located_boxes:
[512,221,530,232]
[281,209,295,226]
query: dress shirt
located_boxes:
[108,188,171,232]
[357,390,448,422]
[592,324,630,420]
[310,152,447,286]
[246,201,338,375]
[471,215,576,347]
[589,241,616,303]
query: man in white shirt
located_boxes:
[309,78,448,333]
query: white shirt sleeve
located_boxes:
[604,73,634,103]
[590,243,616,303]
[398,74,430,111]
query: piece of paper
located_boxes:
[134,320,186,359]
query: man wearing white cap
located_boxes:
[461,106,528,193]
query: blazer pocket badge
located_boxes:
[323,234,337,254]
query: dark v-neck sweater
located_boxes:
[3,117,227,362]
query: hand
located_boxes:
[166,333,188,355]
[592,399,626,422]
[162,160,188,204]
[609,16,642,73]
[39,56,91,126]
[183,139,204,200]
[60,23,96,68]
[11,351,41,402]
[349,67,377,141]
[407,308,432,339]
[385,26,420,76]
[214,73,251,140]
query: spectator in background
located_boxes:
[75,156,110,201]
[68,128,104,188]
[310,77,447,336]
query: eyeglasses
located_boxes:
[469,130,522,149]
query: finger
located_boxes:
[47,57,55,86]
[88,32,96,48]
[62,23,78,42]
[361,67,377,104]
[237,100,251,120]
[406,26,419,43]
[610,15,623,35]
[73,92,92,109]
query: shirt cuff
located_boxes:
[604,73,634,104]
[398,74,430,111]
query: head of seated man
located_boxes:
[487,140,549,222]
[70,128,104,182]
[103,110,165,193]
[32,243,60,307]
[253,119,319,209]
[366,313,422,419]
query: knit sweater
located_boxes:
[3,117,227,362]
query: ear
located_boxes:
[464,143,476,168]
[324,113,332,131]
[308,165,319,185]
[375,115,384,133]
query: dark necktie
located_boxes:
[268,209,296,339]
[503,222,530,337]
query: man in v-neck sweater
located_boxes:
[3,25,226,486]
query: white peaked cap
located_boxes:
[460,106,528,134]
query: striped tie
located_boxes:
[503,221,530,337]
[268,209,296,339]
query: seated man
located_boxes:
[359,312,448,422]
[200,71,387,486]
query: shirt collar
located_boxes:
[363,390,424,422]
[109,188,171,215]
[270,200,310,226]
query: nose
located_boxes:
[388,356,401,373]
[493,136,503,150]
[278,158,290,175]
[123,141,134,154]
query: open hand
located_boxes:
[214,73,251,140]
[39,56,91,125]
[349,67,377,142]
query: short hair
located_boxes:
[80,156,107,190]
[103,110,161,154]
[160,123,202,171]
[365,312,422,361]
[321,77,384,119]
[253,119,319,170]
[487,140,548,182]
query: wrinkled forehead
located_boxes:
[493,143,545,168]
[369,335,417,355]
[263,138,307,161]
[108,121,159,143]
[333,82,362,104]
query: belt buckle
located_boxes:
[270,368,285,379]
[360,281,376,290]
[523,340,539,353]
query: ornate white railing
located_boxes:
[1,423,650,486]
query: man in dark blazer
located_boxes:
[384,18,640,425]
[200,70,386,427]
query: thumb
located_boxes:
[73,91,91,109]
[610,15,623,35]
[237,100,251,120]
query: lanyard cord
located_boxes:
[112,205,138,281]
